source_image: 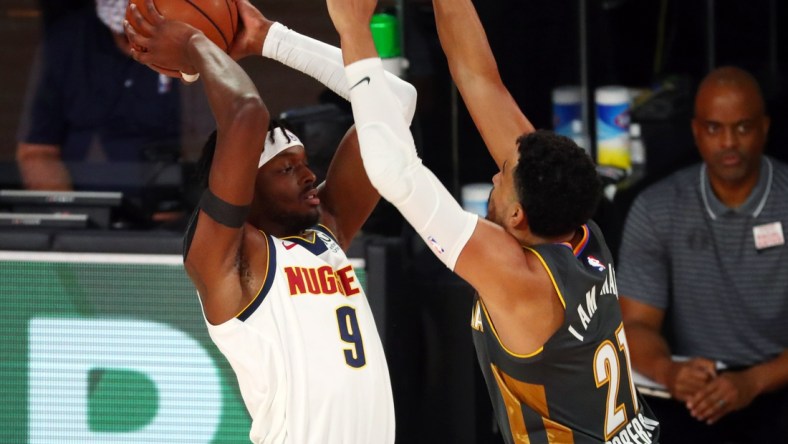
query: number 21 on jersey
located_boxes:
[594,323,639,440]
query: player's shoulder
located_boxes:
[243,224,273,257]
[521,244,565,287]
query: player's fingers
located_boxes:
[233,2,250,34]
[127,4,155,37]
[144,0,165,24]
[129,49,180,79]
[124,20,151,49]
[233,0,249,17]
[129,47,149,65]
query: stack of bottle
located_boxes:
[552,85,647,179]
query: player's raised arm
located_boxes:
[226,0,419,249]
[126,0,268,323]
[230,0,417,122]
[325,0,534,301]
[312,126,378,250]
[432,0,533,168]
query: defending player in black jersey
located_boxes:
[470,219,660,443]
[324,0,661,442]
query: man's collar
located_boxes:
[700,157,773,220]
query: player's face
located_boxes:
[255,146,321,233]
[487,157,519,227]
[692,84,769,185]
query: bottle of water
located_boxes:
[628,123,646,181]
[370,13,408,78]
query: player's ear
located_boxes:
[509,202,526,229]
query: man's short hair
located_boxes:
[514,130,602,237]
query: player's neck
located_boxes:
[253,218,311,240]
[516,227,579,248]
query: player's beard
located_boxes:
[485,195,500,226]
[270,207,321,234]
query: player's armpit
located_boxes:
[183,218,252,325]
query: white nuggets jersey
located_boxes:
[202,225,394,444]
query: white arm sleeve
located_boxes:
[263,23,417,123]
[347,58,477,270]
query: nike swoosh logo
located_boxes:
[350,76,371,90]
[283,241,297,250]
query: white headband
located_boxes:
[259,127,303,168]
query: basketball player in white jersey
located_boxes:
[125,0,416,442]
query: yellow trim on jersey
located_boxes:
[317,223,339,242]
[279,224,339,247]
[234,229,272,318]
[524,247,567,310]
[477,246,569,358]
[281,230,317,244]
[478,297,544,359]
[573,224,589,256]
[280,225,342,252]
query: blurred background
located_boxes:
[2,0,787,232]
[0,0,786,443]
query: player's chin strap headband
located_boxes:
[259,127,303,168]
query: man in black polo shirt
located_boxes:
[16,0,210,193]
[618,66,788,443]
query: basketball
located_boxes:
[126,0,239,53]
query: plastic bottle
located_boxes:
[628,122,646,180]
[595,86,631,171]
[552,86,590,155]
[370,13,408,78]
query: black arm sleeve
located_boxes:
[198,188,250,229]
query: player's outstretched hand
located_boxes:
[228,0,272,61]
[124,0,200,78]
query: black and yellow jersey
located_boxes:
[471,221,660,444]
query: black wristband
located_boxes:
[198,188,250,228]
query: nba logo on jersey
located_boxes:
[317,231,341,253]
[587,255,606,271]
[427,236,445,255]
